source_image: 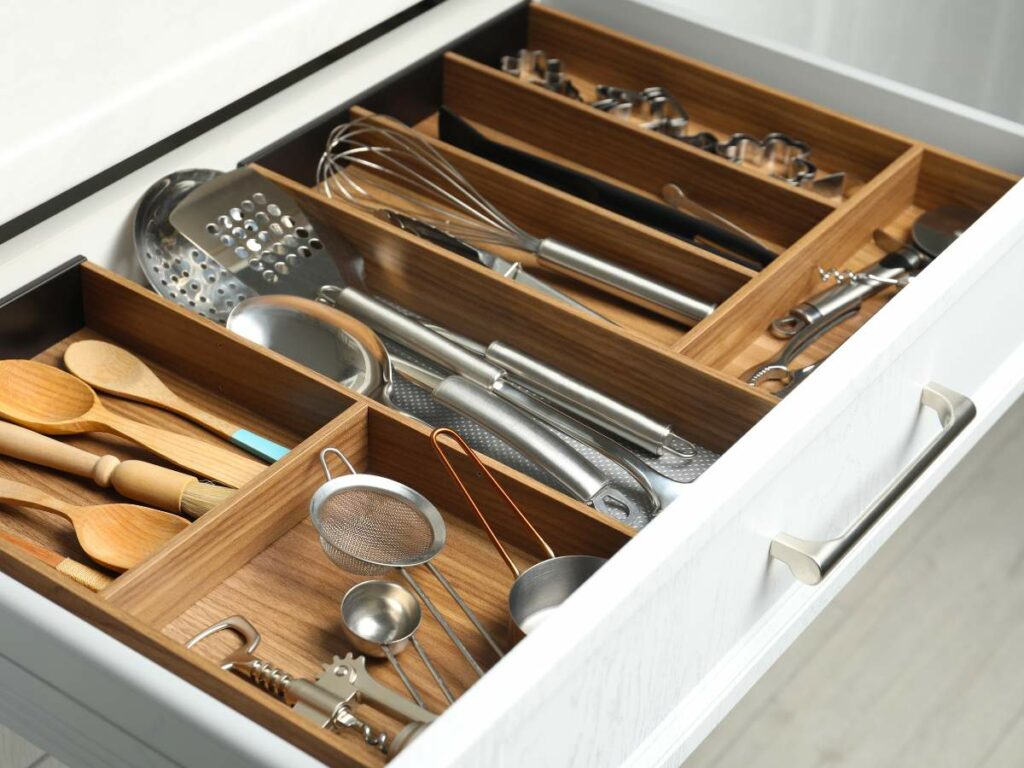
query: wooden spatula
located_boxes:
[0,479,188,571]
[64,340,288,462]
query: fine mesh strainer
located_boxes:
[311,448,503,676]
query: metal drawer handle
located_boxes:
[770,382,975,585]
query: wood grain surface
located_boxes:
[527,4,912,183]
[443,52,834,247]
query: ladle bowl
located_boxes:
[227,295,389,401]
[508,555,605,640]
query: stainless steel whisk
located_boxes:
[310,447,503,676]
[317,114,715,323]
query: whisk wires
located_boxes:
[317,115,539,252]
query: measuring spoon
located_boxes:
[0,478,188,571]
[0,360,264,488]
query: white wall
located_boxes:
[632,0,1024,123]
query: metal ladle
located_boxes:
[227,294,396,405]
[431,428,605,642]
[341,580,455,706]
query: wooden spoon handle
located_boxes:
[162,395,289,463]
[0,530,112,591]
[100,411,265,488]
[0,478,76,522]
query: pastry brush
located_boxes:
[0,421,232,518]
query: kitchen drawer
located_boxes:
[0,3,1022,768]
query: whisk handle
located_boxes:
[535,239,716,324]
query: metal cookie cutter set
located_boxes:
[186,615,434,759]
[499,49,846,200]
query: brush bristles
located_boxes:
[181,482,235,519]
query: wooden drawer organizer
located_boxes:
[0,3,1019,768]
[255,3,1017,393]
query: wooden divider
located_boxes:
[526,5,911,184]
[258,166,776,452]
[674,148,923,368]
[443,53,835,247]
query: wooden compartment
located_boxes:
[0,271,635,767]
[440,51,835,252]
[257,165,773,452]
[504,5,913,200]
[677,148,1019,385]
[149,404,632,767]
[0,261,356,584]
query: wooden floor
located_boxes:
[3,398,1023,767]
[687,395,1024,768]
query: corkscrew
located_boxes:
[186,615,433,758]
[770,230,930,339]
[815,266,912,288]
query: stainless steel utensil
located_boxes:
[745,308,855,389]
[331,288,693,462]
[480,340,695,460]
[317,114,715,323]
[133,169,255,324]
[771,207,979,340]
[376,209,610,323]
[660,183,775,256]
[186,615,431,757]
[226,288,632,515]
[431,428,605,641]
[321,287,637,518]
[341,580,455,706]
[227,294,393,403]
[310,447,503,676]
[770,230,931,339]
[393,359,637,518]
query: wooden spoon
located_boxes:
[0,478,188,571]
[0,360,263,488]
[64,340,288,462]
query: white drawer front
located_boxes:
[395,180,1024,767]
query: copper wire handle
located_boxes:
[430,427,555,578]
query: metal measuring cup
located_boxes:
[430,428,605,643]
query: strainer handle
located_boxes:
[319,447,356,480]
[431,427,555,576]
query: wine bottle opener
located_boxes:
[186,616,433,757]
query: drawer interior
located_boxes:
[0,261,635,767]
[0,263,353,573]
[251,2,1016,398]
[0,2,1020,767]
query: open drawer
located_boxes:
[0,3,1023,768]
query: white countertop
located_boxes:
[0,0,419,227]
